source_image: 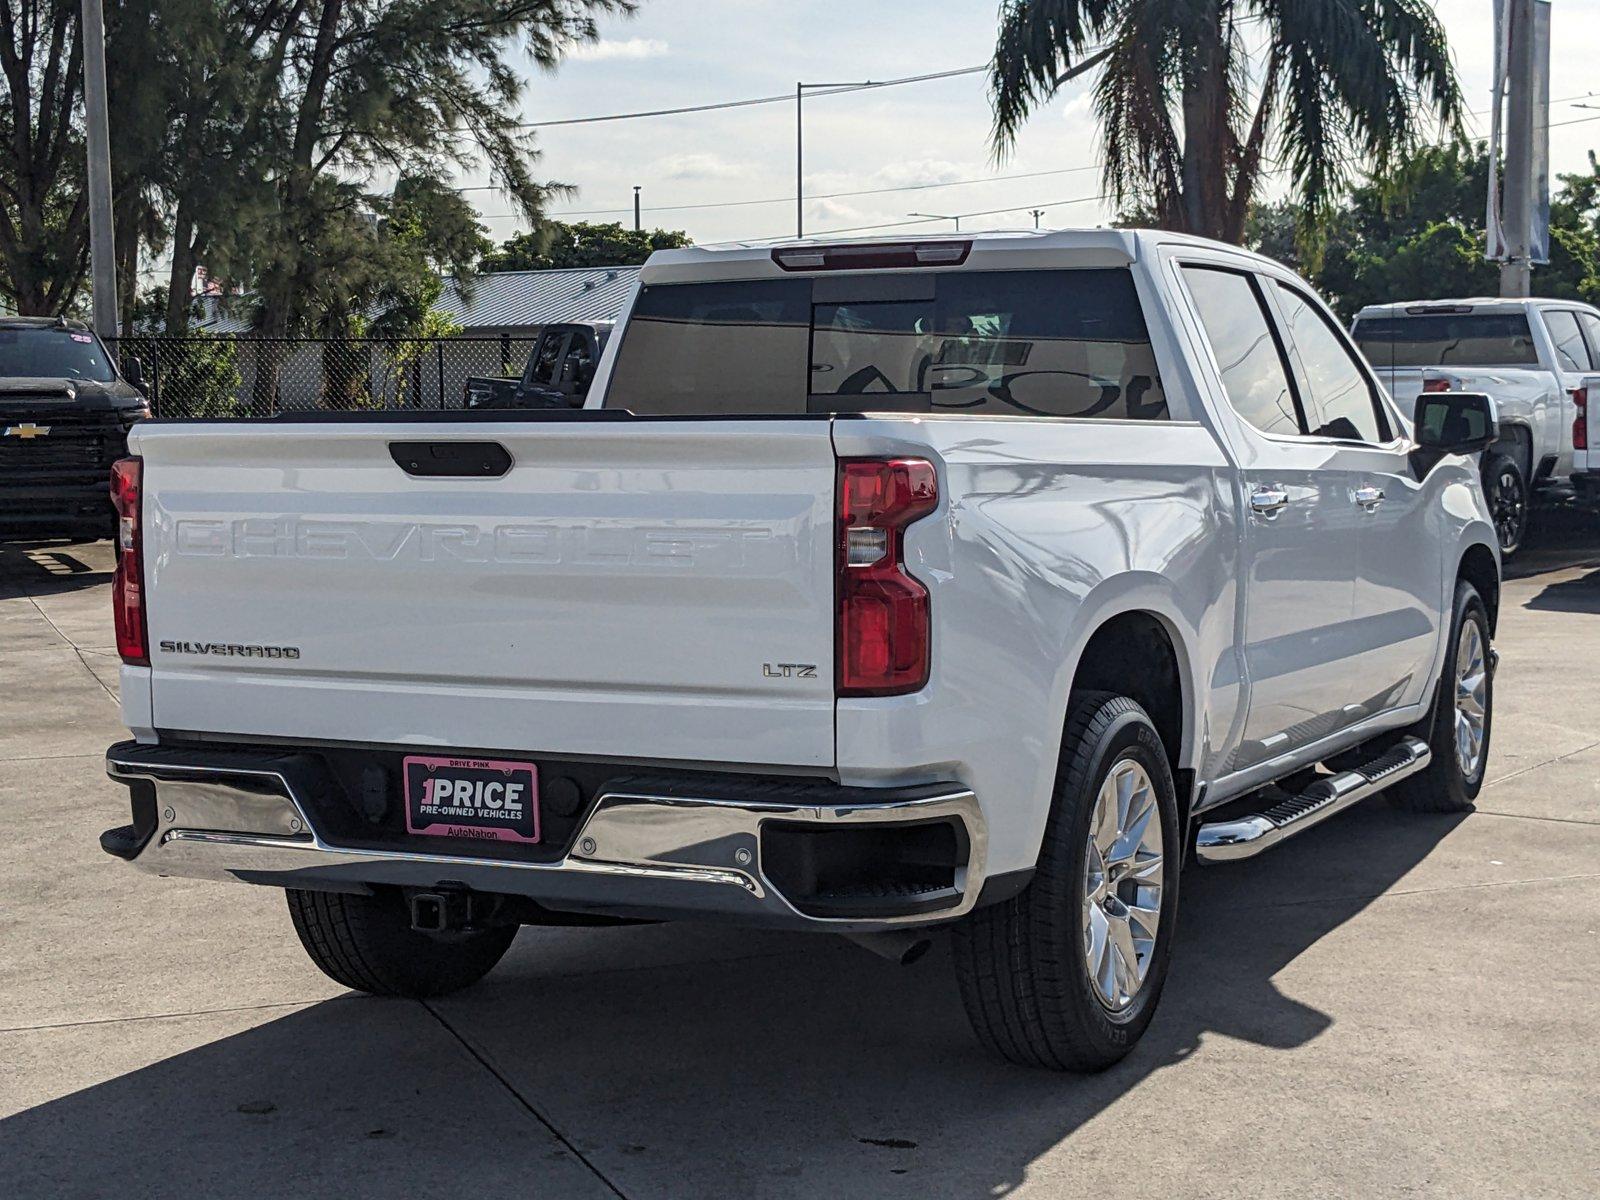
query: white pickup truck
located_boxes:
[1352,298,1600,554]
[102,230,1502,1071]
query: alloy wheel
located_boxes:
[1081,758,1165,1013]
[1454,618,1489,779]
[1490,465,1525,554]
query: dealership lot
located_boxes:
[2,531,1598,1199]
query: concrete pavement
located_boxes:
[1,535,1597,1198]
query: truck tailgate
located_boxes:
[133,419,839,768]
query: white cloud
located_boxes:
[565,37,669,61]
[653,153,746,181]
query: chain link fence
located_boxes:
[109,335,540,418]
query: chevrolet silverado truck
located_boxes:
[1352,298,1600,555]
[100,231,1501,1071]
[463,322,610,410]
[1,317,149,539]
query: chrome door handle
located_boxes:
[1249,485,1291,516]
[1353,486,1385,510]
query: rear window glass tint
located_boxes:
[605,280,812,415]
[607,269,1166,419]
[1351,313,1540,368]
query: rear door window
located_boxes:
[1273,283,1388,443]
[1180,266,1302,437]
[1543,310,1595,372]
[1351,312,1540,368]
[528,329,570,385]
[606,269,1167,419]
[1579,313,1600,365]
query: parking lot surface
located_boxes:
[2,529,1598,1199]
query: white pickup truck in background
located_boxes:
[102,230,1501,1071]
[1352,298,1600,554]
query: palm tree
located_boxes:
[991,0,1465,244]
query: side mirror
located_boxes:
[123,356,145,388]
[1414,391,1497,455]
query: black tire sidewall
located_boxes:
[1483,453,1527,556]
[1044,701,1181,1052]
[1433,583,1494,804]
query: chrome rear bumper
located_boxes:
[104,743,986,931]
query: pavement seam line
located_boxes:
[422,999,631,1200]
[0,996,344,1034]
[21,593,119,705]
[1484,738,1600,788]
[1471,808,1600,828]
[1250,869,1600,911]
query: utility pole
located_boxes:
[1030,209,1046,229]
[81,0,118,337]
[1499,0,1536,297]
[633,186,642,232]
[796,80,875,239]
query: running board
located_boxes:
[1194,736,1432,864]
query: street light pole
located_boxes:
[81,0,118,337]
[909,212,962,232]
[796,81,875,239]
[633,185,642,232]
[1499,0,1536,297]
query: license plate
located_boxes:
[403,755,540,844]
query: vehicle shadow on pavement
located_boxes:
[1,803,1462,1199]
[0,542,110,600]
[1522,566,1600,614]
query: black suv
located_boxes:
[0,317,149,541]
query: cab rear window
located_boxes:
[605,268,1167,419]
[1352,313,1540,368]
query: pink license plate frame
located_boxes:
[402,754,541,845]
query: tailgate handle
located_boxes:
[389,441,512,478]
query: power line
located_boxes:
[477,164,1106,221]
[513,62,990,129]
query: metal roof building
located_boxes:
[432,266,640,334]
[187,265,642,337]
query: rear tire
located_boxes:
[952,691,1180,1071]
[1482,452,1528,557]
[286,887,517,998]
[1389,580,1493,813]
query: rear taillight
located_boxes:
[836,458,937,696]
[1574,386,1589,451]
[110,457,148,665]
[1422,375,1452,393]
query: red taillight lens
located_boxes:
[1422,376,1452,393]
[110,457,148,665]
[837,458,937,696]
[1574,387,1589,451]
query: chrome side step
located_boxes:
[1195,736,1431,864]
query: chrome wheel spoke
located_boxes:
[1081,756,1165,1013]
[1451,621,1489,777]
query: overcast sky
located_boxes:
[458,0,1600,248]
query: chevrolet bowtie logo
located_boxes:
[3,423,50,439]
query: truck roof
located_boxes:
[1353,297,1597,319]
[639,227,1281,284]
[0,315,92,331]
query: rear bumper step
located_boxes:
[102,742,986,931]
[1194,736,1431,864]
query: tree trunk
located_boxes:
[165,203,198,332]
[115,195,140,336]
[1178,6,1231,240]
